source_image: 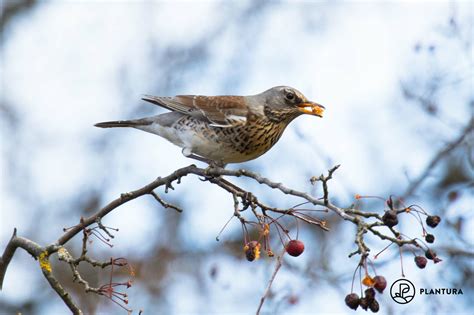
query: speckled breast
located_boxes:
[197,119,289,163]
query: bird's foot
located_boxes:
[204,160,226,173]
[203,163,221,179]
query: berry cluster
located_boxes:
[345,276,386,312]
[414,215,442,266]
[343,195,443,312]
[225,177,444,315]
[234,199,324,262]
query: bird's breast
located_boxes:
[213,119,288,162]
[172,116,289,163]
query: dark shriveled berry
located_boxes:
[369,299,380,313]
[425,249,437,260]
[373,276,387,293]
[415,256,427,268]
[244,241,260,261]
[425,234,435,243]
[365,288,376,301]
[245,250,256,261]
[382,210,398,227]
[359,297,369,310]
[345,293,360,310]
[426,215,441,228]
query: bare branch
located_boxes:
[40,251,84,315]
[0,163,431,313]
[0,229,83,314]
[56,164,200,246]
[0,228,43,289]
[150,191,183,212]
[310,164,341,206]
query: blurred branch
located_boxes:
[1,0,36,33]
[403,117,474,197]
[256,249,285,315]
[440,247,474,258]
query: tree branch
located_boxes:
[0,229,82,314]
[403,117,473,197]
[0,228,43,289]
[1,163,430,313]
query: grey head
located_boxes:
[252,86,325,122]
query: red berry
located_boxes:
[415,256,427,268]
[373,276,387,293]
[286,240,305,257]
[287,295,299,305]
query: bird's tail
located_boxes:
[94,118,152,128]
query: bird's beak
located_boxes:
[297,101,325,117]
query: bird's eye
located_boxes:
[285,92,295,100]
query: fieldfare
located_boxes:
[95,86,324,165]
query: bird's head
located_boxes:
[260,86,325,122]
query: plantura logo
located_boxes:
[390,278,464,305]
[420,288,464,295]
[390,278,416,304]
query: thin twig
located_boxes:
[311,164,341,206]
[150,191,183,212]
[256,249,285,315]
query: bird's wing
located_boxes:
[142,95,248,127]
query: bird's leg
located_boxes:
[181,148,254,206]
[202,162,224,179]
[181,147,220,167]
[181,148,230,182]
[187,154,213,165]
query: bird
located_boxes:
[95,86,324,166]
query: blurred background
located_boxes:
[1,0,472,314]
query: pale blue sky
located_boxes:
[1,1,472,314]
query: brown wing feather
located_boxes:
[142,95,248,127]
